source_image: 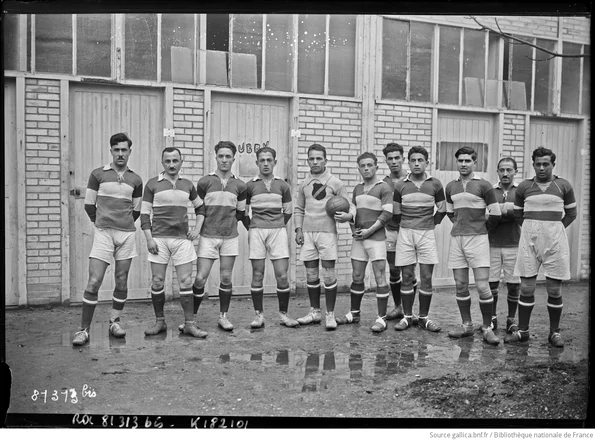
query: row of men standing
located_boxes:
[72,134,577,349]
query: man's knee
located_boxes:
[220,270,233,286]
[252,269,265,285]
[545,277,562,298]
[305,266,320,283]
[179,273,193,290]
[114,271,129,290]
[151,274,165,291]
[320,266,336,285]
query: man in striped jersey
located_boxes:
[244,147,299,328]
[488,157,521,333]
[505,147,577,348]
[72,133,143,346]
[445,146,501,346]
[392,146,446,332]
[335,152,393,333]
[190,141,247,332]
[294,144,352,330]
[141,147,206,338]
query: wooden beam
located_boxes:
[16,76,28,307]
[60,79,71,305]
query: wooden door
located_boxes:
[432,111,497,286]
[69,85,163,303]
[529,118,581,279]
[208,93,290,295]
[4,80,20,307]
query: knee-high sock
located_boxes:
[418,289,433,317]
[489,281,499,317]
[478,285,494,327]
[400,287,415,316]
[192,284,205,314]
[150,286,166,319]
[350,282,365,312]
[219,282,232,313]
[306,279,321,309]
[517,293,535,331]
[547,295,563,333]
[251,286,264,312]
[324,280,338,312]
[81,290,98,329]
[455,290,472,324]
[277,285,290,313]
[111,288,127,321]
[507,283,520,318]
[179,288,194,322]
[376,285,389,317]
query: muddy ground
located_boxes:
[3,282,590,427]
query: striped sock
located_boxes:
[324,280,338,312]
[81,290,98,329]
[489,281,499,317]
[180,287,194,321]
[277,285,290,313]
[111,288,127,322]
[455,290,472,324]
[389,277,402,308]
[251,286,264,312]
[507,283,520,318]
[418,288,433,317]
[547,295,563,333]
[306,279,321,309]
[150,286,166,319]
[517,295,535,331]
[192,284,205,314]
[219,283,233,313]
[350,281,365,312]
[400,287,415,316]
[376,285,390,317]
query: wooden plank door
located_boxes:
[208,93,290,295]
[69,85,163,303]
[529,118,581,279]
[432,111,497,286]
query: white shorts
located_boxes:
[515,219,571,280]
[89,226,137,263]
[489,247,520,284]
[299,231,338,262]
[448,235,490,269]
[249,227,289,260]
[395,228,439,266]
[385,228,399,252]
[351,239,386,262]
[197,236,239,259]
[148,237,197,267]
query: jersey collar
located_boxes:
[104,163,133,173]
[404,172,433,182]
[251,175,282,182]
[157,171,185,182]
[493,181,517,189]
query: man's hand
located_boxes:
[334,211,353,223]
[295,228,304,245]
[146,238,159,255]
[187,229,200,241]
[352,228,371,241]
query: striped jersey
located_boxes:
[84,164,143,232]
[140,172,202,238]
[196,173,247,238]
[294,169,353,233]
[246,176,292,229]
[514,176,577,223]
[353,180,393,241]
[445,175,501,236]
[393,174,446,230]
[489,182,521,248]
[383,175,405,231]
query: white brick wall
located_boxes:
[502,114,526,175]
[579,120,590,280]
[24,78,62,303]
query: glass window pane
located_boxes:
[161,14,195,83]
[206,14,229,86]
[381,19,408,100]
[533,38,556,113]
[509,35,532,110]
[582,45,590,115]
[77,14,111,77]
[463,28,485,106]
[328,14,356,97]
[35,14,72,74]
[438,26,460,105]
[3,14,25,71]
[298,14,326,94]
[265,14,294,92]
[231,14,263,89]
[124,14,157,81]
[560,42,582,114]
[410,21,433,102]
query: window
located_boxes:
[35,14,72,74]
[3,14,26,71]
[231,14,263,88]
[381,19,408,100]
[582,46,590,115]
[298,14,326,94]
[206,14,230,86]
[328,15,356,97]
[533,39,556,113]
[560,42,582,114]
[462,28,486,106]
[124,14,158,80]
[438,26,460,105]
[265,14,294,92]
[436,141,488,172]
[77,14,111,77]
[161,14,195,83]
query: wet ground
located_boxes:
[4,282,590,424]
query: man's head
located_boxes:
[455,146,478,178]
[255,147,277,177]
[214,141,237,173]
[307,143,327,175]
[497,157,518,187]
[532,146,556,182]
[161,147,183,178]
[383,142,404,176]
[407,146,429,177]
[357,152,379,180]
[109,133,133,168]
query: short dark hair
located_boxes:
[408,145,428,161]
[357,151,378,166]
[256,146,277,160]
[110,133,132,148]
[455,146,477,161]
[307,143,326,159]
[532,146,556,165]
[161,147,183,161]
[215,141,237,156]
[382,142,404,157]
[497,156,518,170]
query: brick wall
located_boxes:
[562,16,592,42]
[24,78,62,304]
[296,98,362,291]
[501,114,526,175]
[579,119,590,280]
